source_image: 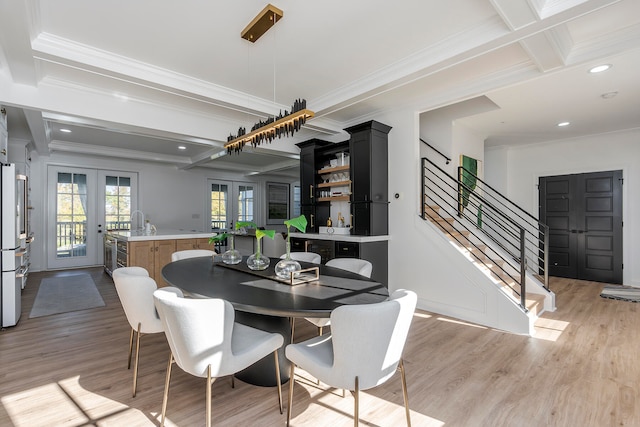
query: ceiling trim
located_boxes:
[48,140,191,165]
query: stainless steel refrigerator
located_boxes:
[1,163,26,328]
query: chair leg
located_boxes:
[127,327,134,369]
[354,376,359,427]
[274,350,283,414]
[290,317,296,343]
[160,354,173,427]
[132,322,142,397]
[206,365,212,427]
[287,363,296,426]
[318,326,323,336]
[399,359,412,427]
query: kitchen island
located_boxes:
[105,229,215,286]
[288,231,389,286]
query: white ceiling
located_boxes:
[1,0,639,176]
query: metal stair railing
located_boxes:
[421,156,550,311]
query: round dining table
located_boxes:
[161,256,388,386]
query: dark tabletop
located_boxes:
[161,256,389,318]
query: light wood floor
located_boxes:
[1,268,639,426]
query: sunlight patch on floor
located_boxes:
[0,376,151,427]
[436,317,488,329]
[533,317,569,342]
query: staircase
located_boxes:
[420,151,555,331]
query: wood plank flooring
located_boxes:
[1,268,639,426]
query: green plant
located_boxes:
[282,215,307,257]
[284,214,308,234]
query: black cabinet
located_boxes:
[297,139,333,232]
[291,237,388,286]
[345,120,392,236]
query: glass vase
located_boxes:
[247,238,270,270]
[275,240,301,279]
[221,234,242,265]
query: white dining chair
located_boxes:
[153,287,284,427]
[286,289,417,427]
[280,251,321,264]
[304,258,373,336]
[171,249,216,262]
[112,267,183,397]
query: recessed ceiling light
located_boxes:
[589,64,611,74]
[178,145,186,150]
[557,121,570,127]
[60,128,72,133]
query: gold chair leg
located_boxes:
[399,359,411,427]
[287,363,296,426]
[354,376,359,427]
[274,350,283,414]
[290,317,296,343]
[206,365,212,427]
[132,322,141,397]
[127,327,134,369]
[160,354,173,427]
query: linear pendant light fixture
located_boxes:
[224,100,314,154]
[226,4,314,154]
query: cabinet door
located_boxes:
[300,149,316,203]
[194,238,213,250]
[154,240,176,287]
[128,241,155,274]
[175,239,195,251]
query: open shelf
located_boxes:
[318,195,351,202]
[317,165,350,174]
[318,180,351,188]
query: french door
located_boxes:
[47,166,98,269]
[207,180,255,231]
[47,166,138,269]
[539,170,623,284]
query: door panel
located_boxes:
[47,166,97,269]
[540,170,622,284]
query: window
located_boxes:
[105,175,131,230]
[55,172,88,258]
[292,185,301,217]
[237,185,254,223]
[210,182,229,230]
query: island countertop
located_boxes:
[106,229,214,242]
[288,232,389,243]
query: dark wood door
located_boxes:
[539,170,622,284]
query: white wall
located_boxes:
[485,129,640,287]
[371,106,532,334]
[26,151,297,272]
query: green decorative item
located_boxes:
[459,155,478,216]
[247,227,275,270]
[275,215,308,279]
[209,221,256,265]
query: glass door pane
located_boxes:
[105,175,132,230]
[47,166,97,269]
[210,181,229,230]
[237,184,254,223]
[55,172,88,258]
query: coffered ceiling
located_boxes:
[1,0,638,176]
